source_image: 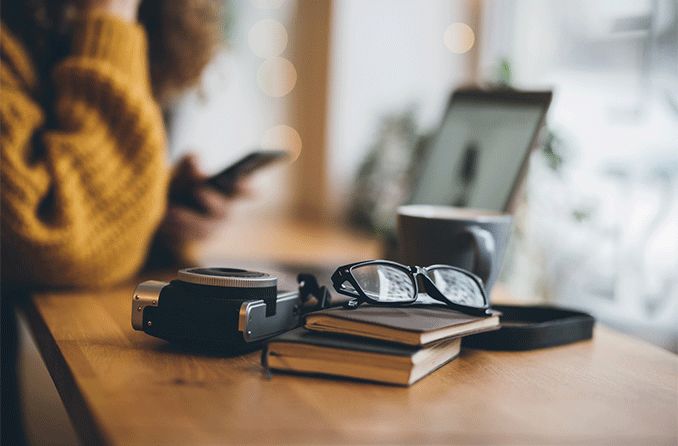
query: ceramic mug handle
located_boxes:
[461,226,495,286]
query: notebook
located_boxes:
[262,327,461,386]
[304,305,500,346]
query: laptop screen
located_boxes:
[409,90,552,212]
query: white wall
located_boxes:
[167,0,298,216]
[326,0,477,214]
[167,0,481,217]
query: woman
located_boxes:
[1,2,233,442]
[1,0,231,288]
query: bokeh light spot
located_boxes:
[261,125,302,162]
[443,22,475,54]
[250,0,286,9]
[257,57,297,97]
[248,19,288,58]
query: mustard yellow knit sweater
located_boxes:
[1,14,168,288]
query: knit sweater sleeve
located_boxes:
[1,14,168,288]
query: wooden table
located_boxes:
[21,274,678,445]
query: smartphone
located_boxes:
[206,150,289,194]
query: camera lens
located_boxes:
[177,267,277,288]
[191,268,268,278]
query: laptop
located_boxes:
[408,88,552,212]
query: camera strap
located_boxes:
[297,273,332,314]
[463,305,595,350]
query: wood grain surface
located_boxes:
[19,278,678,446]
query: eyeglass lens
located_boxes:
[427,267,485,307]
[349,264,416,303]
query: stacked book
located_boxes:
[261,304,500,386]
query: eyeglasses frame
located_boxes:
[331,259,491,317]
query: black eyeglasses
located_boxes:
[331,260,491,316]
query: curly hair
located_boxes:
[1,0,224,104]
[139,0,224,103]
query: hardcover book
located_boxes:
[263,327,462,386]
[304,305,500,346]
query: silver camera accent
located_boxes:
[237,291,301,342]
[131,280,164,330]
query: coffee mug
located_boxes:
[397,205,512,293]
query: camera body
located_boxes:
[131,267,303,349]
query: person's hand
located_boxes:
[152,154,249,264]
[77,0,141,22]
[162,154,247,243]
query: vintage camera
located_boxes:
[131,267,305,349]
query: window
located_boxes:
[482,0,678,350]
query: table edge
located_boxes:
[19,296,111,446]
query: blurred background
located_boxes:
[16,0,678,443]
[170,0,677,351]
